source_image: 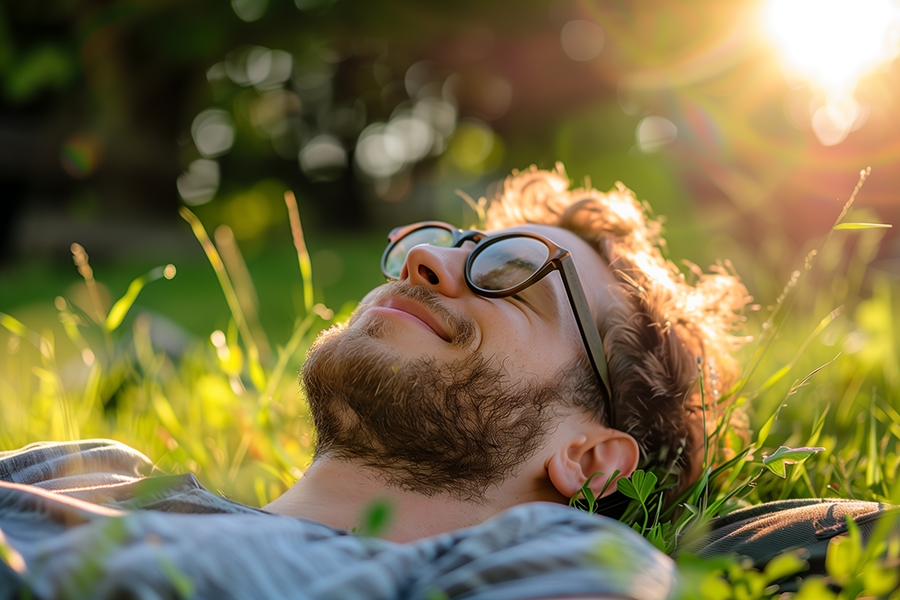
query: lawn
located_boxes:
[1,179,898,598]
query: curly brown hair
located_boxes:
[482,164,751,491]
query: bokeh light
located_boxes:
[221,190,273,241]
[412,98,457,147]
[560,20,605,62]
[232,0,268,22]
[210,179,288,245]
[299,134,346,181]
[191,109,235,158]
[250,49,293,90]
[7,0,899,282]
[177,159,220,206]
[225,46,293,90]
[447,120,503,174]
[59,134,101,179]
[809,94,868,146]
[355,123,406,178]
[250,90,302,139]
[386,113,435,163]
[636,116,678,153]
[405,61,438,98]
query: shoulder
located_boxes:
[0,439,154,488]
[407,502,677,600]
[0,439,259,515]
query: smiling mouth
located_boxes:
[374,297,453,342]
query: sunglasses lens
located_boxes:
[469,237,549,292]
[384,227,455,278]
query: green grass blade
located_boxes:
[758,354,842,454]
[260,310,321,403]
[215,224,272,364]
[833,222,892,230]
[806,405,829,449]
[745,306,843,402]
[866,394,883,489]
[755,409,779,451]
[180,207,265,383]
[780,407,831,499]
[705,479,751,517]
[763,446,825,479]
[659,447,752,521]
[730,169,870,401]
[284,191,314,316]
[0,312,41,348]
[104,265,175,332]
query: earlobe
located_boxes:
[547,430,640,500]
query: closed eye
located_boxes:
[510,281,557,318]
[510,293,531,307]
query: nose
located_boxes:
[400,244,469,297]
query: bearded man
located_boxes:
[0,166,748,599]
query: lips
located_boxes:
[377,296,453,342]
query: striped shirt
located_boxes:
[0,439,676,599]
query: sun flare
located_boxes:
[763,0,900,93]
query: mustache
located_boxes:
[357,281,477,347]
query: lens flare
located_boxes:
[763,0,900,93]
[60,134,101,179]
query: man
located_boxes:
[0,166,748,599]
[266,165,748,537]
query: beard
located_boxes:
[301,283,561,501]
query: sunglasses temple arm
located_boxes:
[558,258,616,426]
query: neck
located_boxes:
[263,455,566,542]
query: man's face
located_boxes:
[302,224,624,499]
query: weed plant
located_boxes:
[1,173,897,598]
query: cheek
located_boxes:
[345,286,391,327]
[541,310,586,372]
[487,309,582,377]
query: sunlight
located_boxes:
[763,0,900,93]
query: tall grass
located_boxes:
[0,193,339,507]
[597,169,900,598]
[0,174,897,597]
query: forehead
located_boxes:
[492,223,588,251]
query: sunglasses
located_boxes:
[381,221,615,427]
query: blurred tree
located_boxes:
[0,0,896,274]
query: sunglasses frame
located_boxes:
[382,221,615,427]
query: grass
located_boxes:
[1,175,898,598]
[0,201,385,507]
[596,170,900,598]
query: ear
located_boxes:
[547,428,639,500]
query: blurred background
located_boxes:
[2,0,898,330]
[1,0,899,505]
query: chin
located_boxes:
[302,330,555,500]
